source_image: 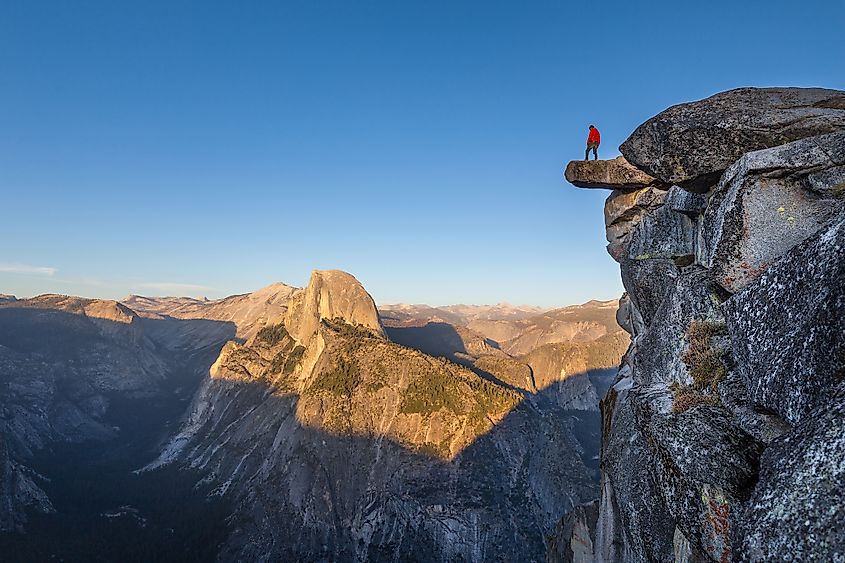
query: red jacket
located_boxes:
[588,127,601,145]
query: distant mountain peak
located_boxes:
[285,270,384,345]
[380,302,551,324]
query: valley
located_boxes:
[0,272,626,562]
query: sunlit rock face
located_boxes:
[124,281,296,347]
[562,87,845,562]
[285,269,385,345]
[150,270,609,562]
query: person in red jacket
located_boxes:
[585,125,600,160]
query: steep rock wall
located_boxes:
[563,87,845,562]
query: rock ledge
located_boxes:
[564,156,658,191]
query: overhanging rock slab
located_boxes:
[564,156,658,191]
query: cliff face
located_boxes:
[564,87,845,562]
[382,298,629,412]
[124,281,296,347]
[0,296,172,532]
[0,284,288,535]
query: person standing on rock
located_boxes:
[585,125,600,160]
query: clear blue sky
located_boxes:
[2,1,843,307]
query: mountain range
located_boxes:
[4,85,844,563]
[0,271,627,562]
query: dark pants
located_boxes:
[585,141,599,160]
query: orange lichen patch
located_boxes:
[737,261,771,281]
[701,485,732,563]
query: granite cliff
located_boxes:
[561,87,845,562]
[0,295,172,532]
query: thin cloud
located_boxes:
[0,263,57,276]
[136,282,216,295]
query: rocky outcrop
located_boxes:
[565,86,845,561]
[724,215,845,558]
[666,185,707,218]
[626,202,696,263]
[737,384,845,560]
[547,499,599,562]
[564,156,658,190]
[286,269,385,345]
[620,257,678,329]
[620,87,845,191]
[614,293,636,334]
[604,187,667,261]
[125,281,296,345]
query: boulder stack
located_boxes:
[620,87,845,192]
